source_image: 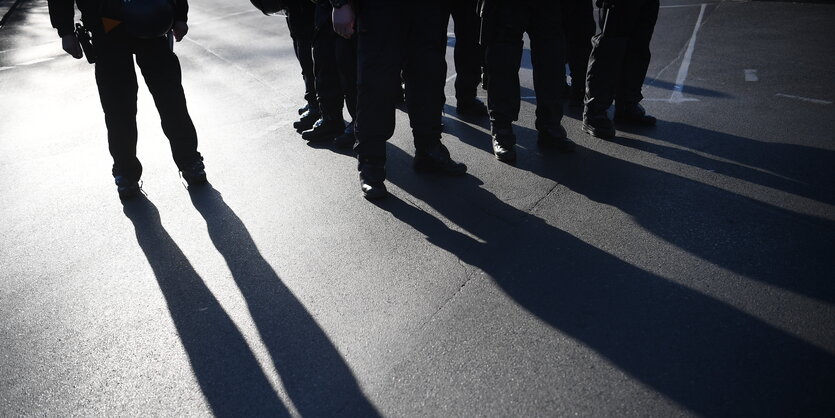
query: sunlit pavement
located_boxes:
[1,0,834,415]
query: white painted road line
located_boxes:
[644,97,699,102]
[775,93,832,105]
[189,10,253,26]
[745,69,759,81]
[17,57,55,66]
[670,3,707,103]
[660,2,717,8]
[0,66,13,71]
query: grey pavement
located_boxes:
[1,0,834,416]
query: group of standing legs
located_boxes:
[284,0,660,199]
[50,0,661,200]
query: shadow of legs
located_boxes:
[188,186,380,417]
[122,198,288,417]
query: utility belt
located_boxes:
[75,23,96,64]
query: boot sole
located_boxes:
[582,123,616,139]
[118,185,141,199]
[613,117,657,127]
[182,172,208,186]
[413,160,467,176]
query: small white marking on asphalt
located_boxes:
[184,37,278,92]
[775,93,832,105]
[644,97,699,102]
[18,57,55,66]
[189,10,253,26]
[446,73,458,83]
[660,3,715,8]
[744,69,758,82]
[670,3,707,103]
[0,66,13,71]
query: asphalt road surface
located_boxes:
[1,0,834,416]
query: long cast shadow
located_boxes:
[122,198,289,417]
[442,118,835,304]
[614,120,835,206]
[188,185,380,417]
[380,145,835,416]
[646,78,732,98]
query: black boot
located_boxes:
[413,143,467,176]
[582,111,616,139]
[293,107,321,132]
[614,103,656,126]
[180,156,208,186]
[491,129,517,164]
[359,162,387,200]
[537,125,576,153]
[114,175,141,199]
[333,121,355,149]
[301,118,345,141]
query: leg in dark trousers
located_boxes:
[528,1,566,136]
[135,37,201,169]
[355,0,465,199]
[615,0,659,107]
[482,0,523,135]
[483,1,565,135]
[561,0,595,101]
[332,31,358,148]
[584,0,659,138]
[482,0,571,162]
[355,1,404,166]
[94,32,142,180]
[312,2,343,122]
[286,1,316,110]
[449,0,482,105]
[335,34,357,121]
[301,2,348,141]
[403,2,449,152]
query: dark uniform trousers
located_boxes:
[448,0,482,102]
[93,28,200,181]
[481,0,566,137]
[313,1,357,121]
[585,0,659,114]
[355,0,449,165]
[286,0,317,110]
[561,0,595,89]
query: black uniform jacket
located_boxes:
[47,0,189,38]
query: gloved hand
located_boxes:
[332,3,355,39]
[172,21,188,42]
[61,33,83,59]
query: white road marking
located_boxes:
[775,93,832,105]
[670,3,707,103]
[0,66,13,71]
[744,69,758,82]
[644,97,699,102]
[446,73,458,83]
[17,57,55,66]
[660,3,716,8]
[0,41,60,55]
[183,37,278,92]
[189,10,254,26]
